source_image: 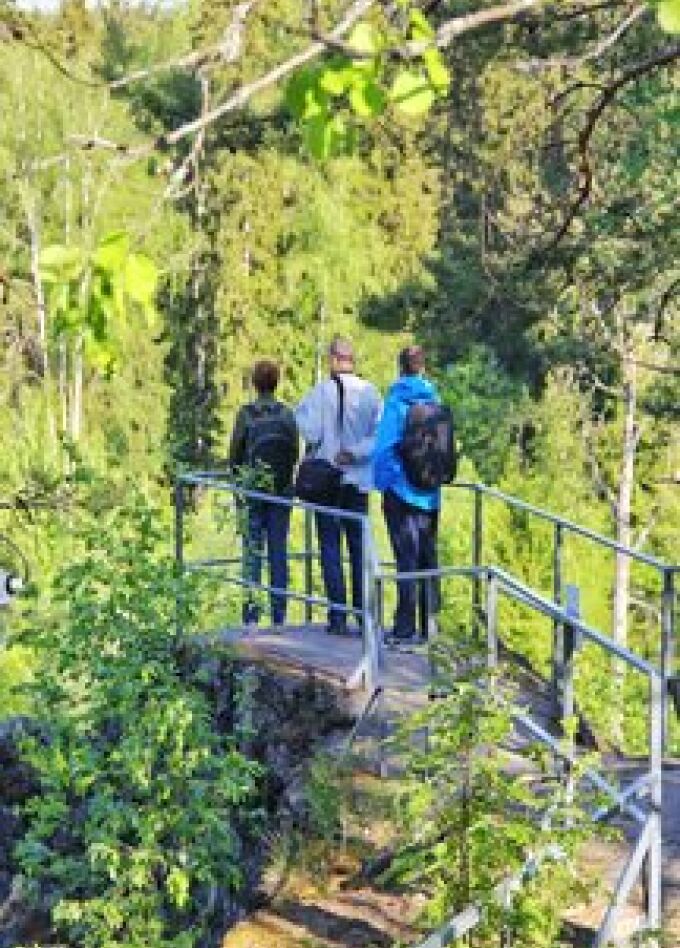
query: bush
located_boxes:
[15,494,260,948]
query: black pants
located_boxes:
[315,483,368,631]
[383,490,439,638]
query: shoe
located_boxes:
[271,623,284,634]
[326,623,350,637]
[384,630,418,647]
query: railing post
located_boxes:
[304,509,314,625]
[362,517,378,689]
[174,478,185,637]
[552,522,564,719]
[486,570,498,675]
[647,669,663,930]
[376,576,384,639]
[661,568,675,751]
[472,486,483,638]
[561,585,581,727]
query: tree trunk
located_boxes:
[611,353,637,745]
[26,202,58,452]
[71,335,83,442]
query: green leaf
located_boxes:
[302,114,333,160]
[410,8,434,40]
[302,114,352,160]
[349,79,386,117]
[167,866,190,909]
[347,22,377,56]
[285,68,319,119]
[39,245,84,282]
[93,231,130,271]
[389,69,435,115]
[124,254,158,304]
[657,0,680,32]
[423,48,450,93]
[318,62,353,96]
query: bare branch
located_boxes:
[516,5,648,74]
[631,359,680,376]
[545,43,680,251]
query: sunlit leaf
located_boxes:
[657,0,680,32]
[39,245,84,282]
[389,69,435,115]
[424,48,450,93]
[410,8,434,40]
[348,22,377,55]
[349,79,386,117]
[93,231,130,270]
[124,254,158,304]
[319,61,353,95]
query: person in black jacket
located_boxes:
[229,360,298,630]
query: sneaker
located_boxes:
[384,629,418,647]
[271,623,285,634]
[326,623,349,637]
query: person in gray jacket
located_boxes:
[295,336,381,635]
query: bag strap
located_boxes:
[331,373,344,433]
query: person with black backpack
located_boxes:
[374,345,456,644]
[228,359,299,631]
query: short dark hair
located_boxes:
[251,359,280,394]
[399,345,425,376]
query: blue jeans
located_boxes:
[315,484,368,631]
[242,500,291,625]
[383,490,439,638]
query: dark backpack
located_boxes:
[398,402,457,491]
[244,402,297,494]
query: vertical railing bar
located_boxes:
[647,669,663,930]
[661,568,675,752]
[304,509,314,625]
[174,478,185,637]
[552,522,564,719]
[472,486,483,639]
[362,516,377,691]
[486,571,498,676]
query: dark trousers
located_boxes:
[315,484,368,631]
[383,490,439,638]
[242,500,291,625]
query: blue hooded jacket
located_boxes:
[373,374,441,511]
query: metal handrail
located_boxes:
[452,481,678,573]
[179,472,368,522]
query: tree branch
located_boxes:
[545,43,680,251]
[516,5,648,74]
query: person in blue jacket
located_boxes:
[373,345,440,642]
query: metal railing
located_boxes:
[373,563,665,946]
[175,472,677,945]
[175,472,380,691]
[451,482,678,746]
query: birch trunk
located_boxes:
[611,353,637,744]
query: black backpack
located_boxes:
[398,402,457,491]
[244,402,297,494]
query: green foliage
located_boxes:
[284,9,449,158]
[40,230,159,373]
[15,495,260,947]
[391,662,599,947]
[439,345,527,484]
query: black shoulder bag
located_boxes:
[294,376,344,506]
